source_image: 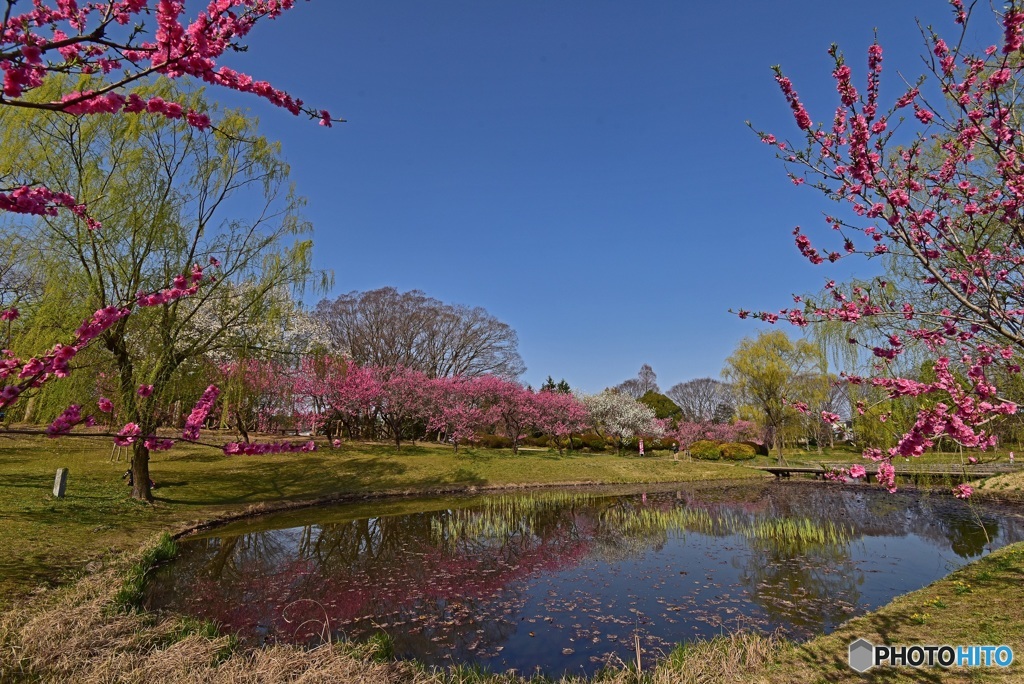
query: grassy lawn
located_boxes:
[0,435,761,602]
[750,444,1018,467]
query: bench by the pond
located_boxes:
[756,462,1024,482]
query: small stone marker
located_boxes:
[53,468,68,498]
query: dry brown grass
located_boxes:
[0,536,410,684]
[653,631,783,684]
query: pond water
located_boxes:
[145,482,1024,676]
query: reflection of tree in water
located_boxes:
[144,484,1024,675]
[148,500,596,663]
[737,528,862,637]
[712,483,1024,560]
[913,496,1007,559]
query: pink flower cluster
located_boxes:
[136,264,207,307]
[952,483,973,499]
[876,462,897,493]
[223,440,317,455]
[774,71,812,131]
[57,91,212,129]
[0,0,335,128]
[183,384,220,441]
[137,384,154,398]
[46,404,93,436]
[144,436,175,451]
[75,306,131,345]
[97,397,114,412]
[0,304,132,408]
[114,422,142,446]
[0,186,78,217]
[824,463,870,484]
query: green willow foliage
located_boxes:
[0,77,330,497]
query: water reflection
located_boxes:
[145,483,1024,676]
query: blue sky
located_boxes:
[213,1,986,393]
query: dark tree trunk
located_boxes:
[235,410,250,443]
[130,442,153,502]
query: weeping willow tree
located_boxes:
[0,77,330,501]
[723,330,827,463]
[805,275,987,451]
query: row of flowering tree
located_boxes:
[671,420,761,452]
[213,361,668,454]
[313,364,667,453]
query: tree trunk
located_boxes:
[235,410,249,443]
[130,441,153,502]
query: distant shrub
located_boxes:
[689,440,721,460]
[523,434,551,448]
[720,442,757,460]
[477,434,513,449]
[742,440,770,456]
[623,436,675,452]
[577,433,608,451]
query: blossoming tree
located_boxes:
[534,388,590,454]
[750,1,1024,493]
[426,375,489,452]
[579,389,663,452]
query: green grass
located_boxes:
[760,542,1024,683]
[0,435,762,601]
[753,444,1018,467]
[109,531,177,614]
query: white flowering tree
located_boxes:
[579,389,662,452]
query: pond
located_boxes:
[144,482,1024,676]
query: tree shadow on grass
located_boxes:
[153,456,412,505]
[446,467,487,486]
[784,606,968,683]
[160,451,225,464]
[152,480,189,489]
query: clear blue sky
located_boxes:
[211,1,987,393]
